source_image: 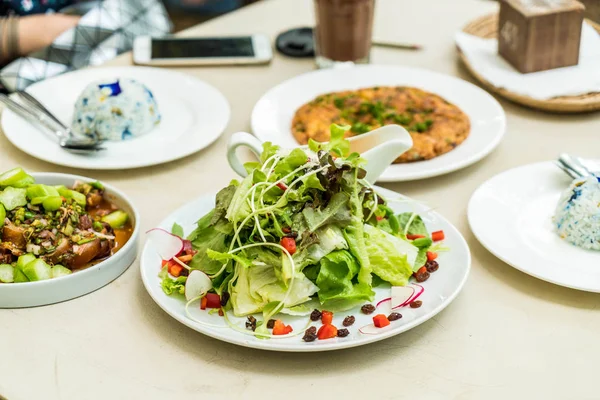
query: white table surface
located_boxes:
[2,1,600,399]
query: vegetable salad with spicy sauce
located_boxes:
[0,168,132,283]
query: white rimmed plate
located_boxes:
[251,65,506,182]
[1,66,230,170]
[0,173,140,308]
[468,161,600,292]
[140,186,471,352]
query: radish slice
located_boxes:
[392,284,424,309]
[359,323,392,335]
[185,270,212,301]
[391,286,415,309]
[376,297,391,308]
[147,228,184,260]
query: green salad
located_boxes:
[155,125,446,338]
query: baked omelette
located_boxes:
[291,86,470,163]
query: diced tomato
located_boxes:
[272,320,293,335]
[161,259,168,267]
[376,216,384,221]
[205,293,221,309]
[406,234,426,240]
[317,324,338,340]
[321,310,333,325]
[426,251,438,261]
[431,230,445,242]
[280,237,297,255]
[168,263,183,277]
[373,314,390,328]
[276,182,288,191]
[200,296,208,310]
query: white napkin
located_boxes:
[455,22,600,100]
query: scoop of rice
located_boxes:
[553,175,600,250]
[71,78,160,141]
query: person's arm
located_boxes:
[0,14,81,64]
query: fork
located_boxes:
[0,93,104,152]
[555,154,599,179]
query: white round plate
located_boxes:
[468,162,600,292]
[140,186,471,352]
[0,173,140,308]
[251,65,506,182]
[2,66,230,170]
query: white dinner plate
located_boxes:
[140,186,471,352]
[468,162,600,292]
[251,65,506,182]
[1,66,230,170]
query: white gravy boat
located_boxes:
[227,125,413,184]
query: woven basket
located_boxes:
[459,13,600,113]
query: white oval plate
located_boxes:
[0,173,140,308]
[140,186,471,352]
[1,66,230,170]
[251,65,506,182]
[468,162,600,292]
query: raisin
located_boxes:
[388,312,402,321]
[361,304,376,315]
[302,326,317,342]
[218,309,224,317]
[415,269,430,283]
[310,309,322,321]
[410,300,422,308]
[220,291,230,306]
[337,328,350,337]
[267,319,276,329]
[245,316,257,331]
[343,316,355,327]
[425,260,439,273]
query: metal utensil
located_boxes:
[0,93,103,152]
[558,154,594,178]
[554,160,581,179]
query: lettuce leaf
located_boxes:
[302,192,350,232]
[308,124,351,157]
[363,224,416,286]
[397,212,428,237]
[316,250,374,311]
[159,266,186,296]
[171,222,184,238]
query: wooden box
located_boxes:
[498,0,585,73]
[579,0,600,23]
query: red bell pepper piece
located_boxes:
[280,237,297,255]
[205,293,221,309]
[276,182,288,191]
[200,296,208,310]
[168,263,183,277]
[272,320,293,335]
[406,234,425,240]
[426,251,438,261]
[317,324,338,340]
[321,310,333,325]
[373,314,390,328]
[431,230,445,242]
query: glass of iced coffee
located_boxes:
[313,0,375,68]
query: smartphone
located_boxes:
[133,35,273,66]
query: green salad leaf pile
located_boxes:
[161,124,436,318]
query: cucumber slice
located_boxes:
[42,196,63,211]
[22,259,52,281]
[102,210,129,229]
[11,175,35,188]
[51,265,72,278]
[0,264,14,283]
[13,267,29,283]
[0,167,27,187]
[17,253,36,271]
[0,187,27,210]
[26,184,59,200]
[0,203,5,228]
[70,191,87,206]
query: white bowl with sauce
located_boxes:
[0,173,139,308]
